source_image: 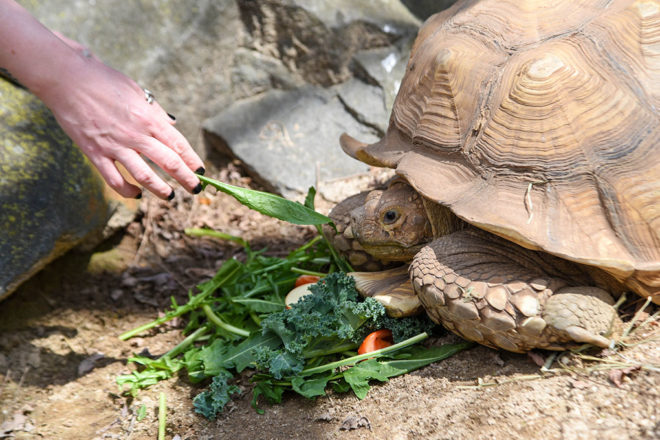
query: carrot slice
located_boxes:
[294,275,320,288]
[358,329,394,355]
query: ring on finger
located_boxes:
[143,88,155,104]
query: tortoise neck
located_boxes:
[421,197,467,237]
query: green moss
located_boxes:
[0,78,111,299]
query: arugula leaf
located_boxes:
[291,372,333,399]
[331,380,351,394]
[231,298,285,313]
[343,359,402,399]
[251,380,286,414]
[198,175,332,226]
[339,343,473,399]
[116,356,187,396]
[118,258,245,341]
[380,343,473,372]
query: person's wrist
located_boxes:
[28,41,90,106]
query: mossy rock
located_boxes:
[0,79,126,301]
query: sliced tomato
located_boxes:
[294,275,320,288]
[357,329,394,355]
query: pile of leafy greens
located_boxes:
[116,176,472,419]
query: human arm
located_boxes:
[0,0,205,199]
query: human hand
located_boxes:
[37,36,204,200]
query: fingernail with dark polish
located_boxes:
[195,167,205,176]
[134,192,142,199]
[192,182,203,194]
[167,113,176,121]
[167,190,175,201]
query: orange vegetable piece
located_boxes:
[358,329,393,355]
[294,275,320,288]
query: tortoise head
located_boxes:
[345,181,434,262]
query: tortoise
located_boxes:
[324,0,660,352]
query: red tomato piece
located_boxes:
[294,275,320,288]
[357,329,394,355]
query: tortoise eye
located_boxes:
[382,209,400,225]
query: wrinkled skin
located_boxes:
[348,181,434,262]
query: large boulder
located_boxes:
[203,84,383,198]
[0,79,133,301]
[202,0,422,198]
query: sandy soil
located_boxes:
[0,165,658,440]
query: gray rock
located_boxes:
[285,0,420,30]
[235,0,418,89]
[230,48,305,100]
[200,2,420,198]
[0,79,132,301]
[353,39,414,114]
[203,85,379,199]
[336,78,389,135]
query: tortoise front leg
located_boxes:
[350,265,423,318]
[410,228,622,352]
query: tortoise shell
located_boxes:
[340,0,660,300]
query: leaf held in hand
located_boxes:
[198,175,332,226]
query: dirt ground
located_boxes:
[0,163,658,440]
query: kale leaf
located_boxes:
[193,370,240,419]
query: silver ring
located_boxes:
[143,88,155,104]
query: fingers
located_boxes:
[115,148,176,200]
[94,112,202,200]
[138,136,203,195]
[150,105,204,174]
[93,156,142,198]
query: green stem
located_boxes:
[202,304,250,338]
[119,259,243,341]
[300,332,429,376]
[290,267,327,277]
[249,310,262,326]
[314,224,353,273]
[119,317,173,341]
[252,257,311,275]
[162,326,209,359]
[158,392,166,440]
[242,276,299,298]
[302,341,360,359]
[184,228,248,248]
[294,235,323,253]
